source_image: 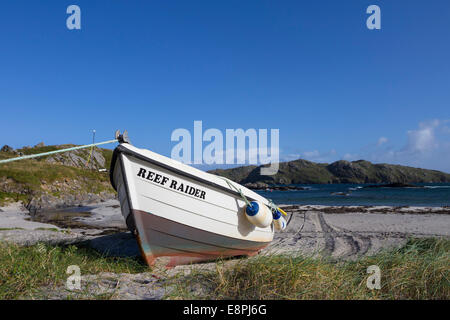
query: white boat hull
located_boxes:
[110,143,274,266]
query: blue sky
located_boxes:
[1,1,449,172]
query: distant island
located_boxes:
[208,159,450,185]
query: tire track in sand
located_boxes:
[312,211,335,255]
[313,212,372,259]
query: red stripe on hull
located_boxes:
[132,209,270,267]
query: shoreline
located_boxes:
[279,204,450,214]
[1,200,449,299]
[1,200,448,249]
[2,200,450,215]
[1,200,449,259]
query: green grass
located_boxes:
[99,148,113,169]
[34,227,68,233]
[12,145,113,167]
[1,238,448,300]
[170,238,450,300]
[0,158,110,188]
[0,192,30,206]
[0,242,147,299]
[17,146,60,158]
[0,151,114,205]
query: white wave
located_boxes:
[424,186,450,189]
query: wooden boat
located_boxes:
[109,132,275,267]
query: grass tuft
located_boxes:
[0,238,448,300]
[171,238,449,300]
[0,242,147,299]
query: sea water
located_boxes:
[255,183,450,207]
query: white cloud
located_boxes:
[206,119,450,173]
[342,153,358,161]
[404,120,439,153]
[442,126,450,134]
[377,137,388,146]
[282,153,303,161]
[303,150,320,158]
[350,119,450,172]
[300,149,337,163]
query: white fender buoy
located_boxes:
[274,216,287,231]
[245,201,273,228]
[272,209,287,231]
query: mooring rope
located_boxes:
[0,139,118,164]
[219,176,288,217]
[220,176,253,208]
[268,199,287,216]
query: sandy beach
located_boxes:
[1,200,449,299]
[2,200,449,251]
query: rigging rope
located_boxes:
[0,139,118,164]
[268,199,287,216]
[218,176,287,216]
[220,176,253,208]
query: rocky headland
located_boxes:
[0,142,116,211]
[209,159,450,185]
